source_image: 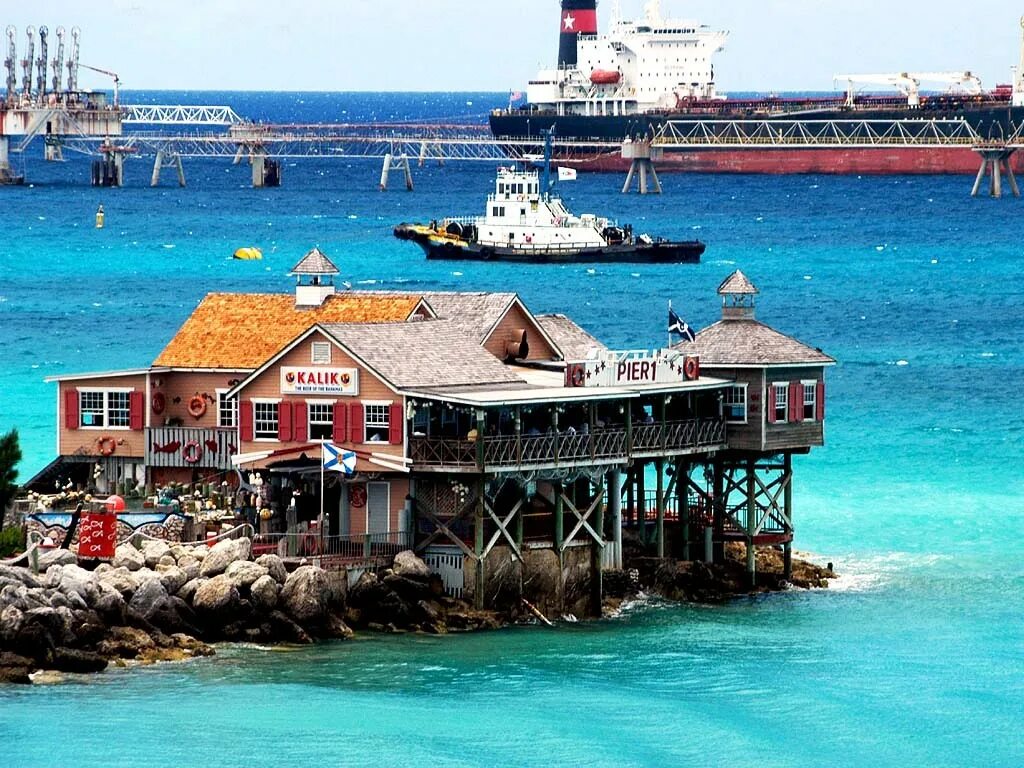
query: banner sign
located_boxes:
[565,350,700,388]
[280,367,359,396]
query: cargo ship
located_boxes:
[489,0,1024,174]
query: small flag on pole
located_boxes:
[668,307,696,342]
[557,166,577,181]
[322,443,357,475]
[510,91,523,101]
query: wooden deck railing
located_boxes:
[409,418,726,470]
[145,426,236,470]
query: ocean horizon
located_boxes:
[1,90,1022,767]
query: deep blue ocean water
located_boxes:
[1,92,1022,766]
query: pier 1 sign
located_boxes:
[565,351,700,388]
[280,366,359,396]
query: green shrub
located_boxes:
[0,525,26,558]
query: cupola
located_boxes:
[290,247,340,308]
[718,270,758,320]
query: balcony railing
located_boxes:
[409,418,726,470]
[145,427,236,470]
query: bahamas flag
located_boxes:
[322,443,357,475]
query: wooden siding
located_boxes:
[237,331,406,472]
[58,374,147,458]
[152,371,246,430]
[346,477,408,536]
[483,301,558,361]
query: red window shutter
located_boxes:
[332,400,348,443]
[65,390,79,430]
[129,391,144,431]
[240,400,254,441]
[766,385,776,424]
[790,381,803,423]
[278,401,293,442]
[294,403,308,443]
[349,402,364,444]
[816,379,825,421]
[389,402,404,445]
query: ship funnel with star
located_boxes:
[558,0,597,67]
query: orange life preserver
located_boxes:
[571,364,585,387]
[182,440,203,464]
[97,435,117,457]
[187,395,207,419]
[683,356,700,380]
[151,391,166,415]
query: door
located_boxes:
[366,481,390,536]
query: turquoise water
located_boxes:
[1,92,1023,766]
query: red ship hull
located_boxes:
[559,146,1022,174]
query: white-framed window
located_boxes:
[217,390,237,428]
[253,400,279,440]
[723,384,747,424]
[79,389,131,429]
[311,342,332,365]
[802,380,817,421]
[772,383,788,423]
[308,401,334,441]
[412,406,429,437]
[364,402,391,443]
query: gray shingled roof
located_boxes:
[417,292,518,342]
[674,319,834,366]
[321,320,527,389]
[535,314,607,359]
[291,247,340,276]
[718,270,758,295]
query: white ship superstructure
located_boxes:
[527,0,729,117]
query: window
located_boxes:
[309,402,334,440]
[364,403,390,443]
[723,385,747,423]
[79,390,131,428]
[311,342,332,365]
[218,391,237,428]
[773,383,788,423]
[803,381,817,421]
[254,401,279,439]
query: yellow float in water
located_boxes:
[232,247,263,261]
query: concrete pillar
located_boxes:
[746,459,757,586]
[783,453,793,581]
[607,468,623,569]
[655,458,665,558]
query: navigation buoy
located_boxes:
[232,246,263,261]
[95,204,104,229]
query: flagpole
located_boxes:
[668,299,672,349]
[319,444,325,556]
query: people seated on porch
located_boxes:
[466,427,478,442]
[565,424,577,436]
[643,411,654,424]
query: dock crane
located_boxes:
[51,26,64,93]
[834,71,983,107]
[36,25,48,97]
[79,63,120,106]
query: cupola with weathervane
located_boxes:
[290,247,341,308]
[719,269,758,320]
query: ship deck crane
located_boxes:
[36,26,48,97]
[51,26,64,94]
[4,26,16,103]
[834,71,983,107]
[79,63,120,106]
[20,26,34,99]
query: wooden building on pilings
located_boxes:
[38,249,832,616]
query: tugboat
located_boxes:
[394,134,704,264]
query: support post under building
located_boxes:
[971,146,1020,198]
[621,138,663,194]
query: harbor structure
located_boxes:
[33,252,832,613]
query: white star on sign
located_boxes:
[563,13,575,31]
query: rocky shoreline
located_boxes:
[0,539,833,684]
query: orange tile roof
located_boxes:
[153,292,422,369]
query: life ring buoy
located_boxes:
[187,395,207,419]
[97,435,117,457]
[570,364,585,387]
[151,391,166,415]
[182,440,203,464]
[683,356,700,380]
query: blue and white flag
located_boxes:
[322,443,357,475]
[668,307,696,342]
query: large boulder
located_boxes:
[37,549,78,571]
[225,561,267,590]
[176,577,207,604]
[51,647,109,674]
[112,545,146,572]
[0,651,33,684]
[53,565,99,605]
[192,574,241,617]
[0,604,24,645]
[156,565,189,596]
[95,626,155,659]
[250,575,279,611]
[97,567,138,599]
[127,579,170,622]
[255,554,288,584]
[0,565,40,589]
[392,550,432,580]
[280,566,329,623]
[199,538,252,578]
[141,540,173,568]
